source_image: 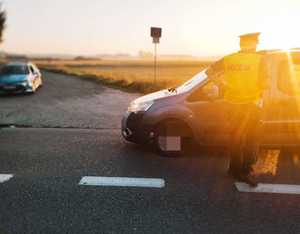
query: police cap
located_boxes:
[239,32,260,44]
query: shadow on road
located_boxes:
[123,140,228,159]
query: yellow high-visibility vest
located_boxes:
[223,52,263,104]
[292,64,300,82]
[288,64,300,89]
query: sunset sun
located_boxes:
[259,12,300,51]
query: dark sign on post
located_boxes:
[151,27,162,43]
[150,27,162,85]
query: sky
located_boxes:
[1,0,300,57]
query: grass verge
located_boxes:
[37,60,212,93]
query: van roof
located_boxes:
[259,48,300,55]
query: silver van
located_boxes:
[122,50,300,156]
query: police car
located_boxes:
[122,49,300,156]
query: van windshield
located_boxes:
[0,65,29,76]
[176,69,208,93]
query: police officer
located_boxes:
[211,33,266,187]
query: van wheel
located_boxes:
[154,120,190,157]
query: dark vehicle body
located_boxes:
[122,50,300,154]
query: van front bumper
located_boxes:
[0,82,33,93]
[121,111,153,144]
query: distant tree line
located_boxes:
[0,3,6,43]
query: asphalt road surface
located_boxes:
[0,71,138,129]
[1,71,300,234]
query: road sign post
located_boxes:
[150,27,162,85]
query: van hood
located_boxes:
[0,74,28,84]
[134,89,178,104]
[133,69,208,104]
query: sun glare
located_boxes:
[259,16,300,51]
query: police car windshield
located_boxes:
[0,65,29,76]
[176,69,208,93]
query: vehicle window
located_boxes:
[0,65,29,75]
[206,58,224,79]
[277,53,300,96]
[176,60,224,94]
[29,66,35,74]
[187,81,221,102]
[32,65,38,72]
[176,70,208,93]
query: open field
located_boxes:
[35,59,213,93]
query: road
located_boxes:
[0,71,138,129]
[1,71,300,234]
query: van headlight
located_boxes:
[128,100,154,113]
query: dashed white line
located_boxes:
[79,176,165,188]
[236,182,300,195]
[0,174,13,183]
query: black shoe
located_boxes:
[238,173,258,187]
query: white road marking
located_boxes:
[236,182,300,195]
[79,176,165,188]
[0,174,13,183]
